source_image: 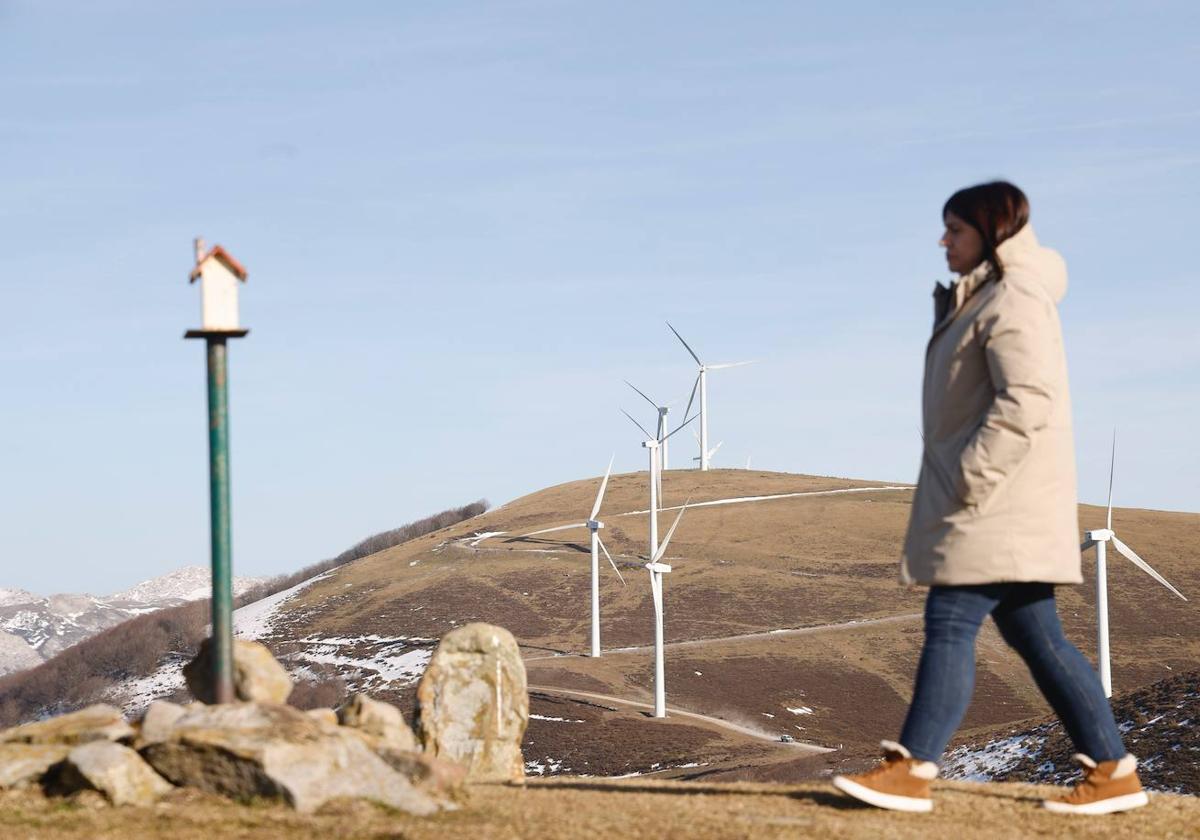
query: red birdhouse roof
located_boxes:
[189,244,248,283]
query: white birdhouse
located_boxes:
[189,238,248,331]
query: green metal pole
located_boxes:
[205,337,235,704]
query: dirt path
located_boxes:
[469,484,912,548]
[523,612,923,661]
[528,684,832,753]
[616,484,911,517]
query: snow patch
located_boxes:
[233,571,334,639]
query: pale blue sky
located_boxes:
[2,1,1197,594]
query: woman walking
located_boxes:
[832,181,1147,815]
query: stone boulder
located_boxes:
[183,638,293,704]
[0,744,69,789]
[0,704,133,746]
[338,694,416,751]
[54,741,172,806]
[375,745,467,802]
[141,702,452,815]
[136,700,188,747]
[415,623,528,783]
[304,708,339,731]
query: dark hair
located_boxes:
[943,181,1030,276]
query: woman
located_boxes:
[832,181,1147,815]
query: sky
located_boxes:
[2,1,1197,595]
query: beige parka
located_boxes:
[901,223,1083,586]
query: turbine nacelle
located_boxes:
[586,519,603,531]
[645,562,672,574]
[1086,528,1114,542]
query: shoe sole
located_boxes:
[832,775,933,813]
[1042,790,1149,815]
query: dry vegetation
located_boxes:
[245,468,1200,787]
[1,779,1197,840]
[0,501,486,727]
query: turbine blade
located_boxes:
[590,454,615,520]
[682,374,700,420]
[709,440,724,458]
[663,412,697,442]
[707,360,757,370]
[625,380,660,412]
[653,499,690,562]
[666,321,703,366]
[1106,429,1116,531]
[1111,535,1188,601]
[596,535,626,586]
[621,408,654,440]
[521,522,588,537]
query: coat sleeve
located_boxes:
[958,285,1059,509]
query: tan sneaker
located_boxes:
[1043,754,1150,815]
[832,740,937,812]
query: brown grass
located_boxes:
[0,779,1196,840]
[247,468,1200,786]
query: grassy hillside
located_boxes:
[0,501,486,726]
[943,668,1200,794]
[245,468,1200,782]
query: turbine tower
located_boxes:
[625,380,671,497]
[1081,432,1188,697]
[645,503,688,718]
[667,322,753,471]
[622,410,695,560]
[519,456,625,657]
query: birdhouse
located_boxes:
[189,238,248,331]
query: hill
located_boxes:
[0,502,487,725]
[172,467,1199,786]
[943,668,1200,793]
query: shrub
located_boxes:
[0,499,487,727]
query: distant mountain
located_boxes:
[0,566,265,676]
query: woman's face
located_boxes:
[940,212,985,275]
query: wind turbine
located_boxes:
[667,322,754,471]
[691,429,723,468]
[625,380,671,498]
[621,410,695,559]
[1081,432,1187,697]
[520,456,625,658]
[645,502,688,718]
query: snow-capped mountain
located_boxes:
[0,566,266,676]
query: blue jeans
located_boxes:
[899,583,1126,764]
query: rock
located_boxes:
[54,741,172,806]
[141,702,451,815]
[414,623,528,783]
[375,746,467,802]
[0,704,133,746]
[0,743,69,789]
[304,708,339,731]
[136,700,187,747]
[183,638,293,704]
[338,694,416,750]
